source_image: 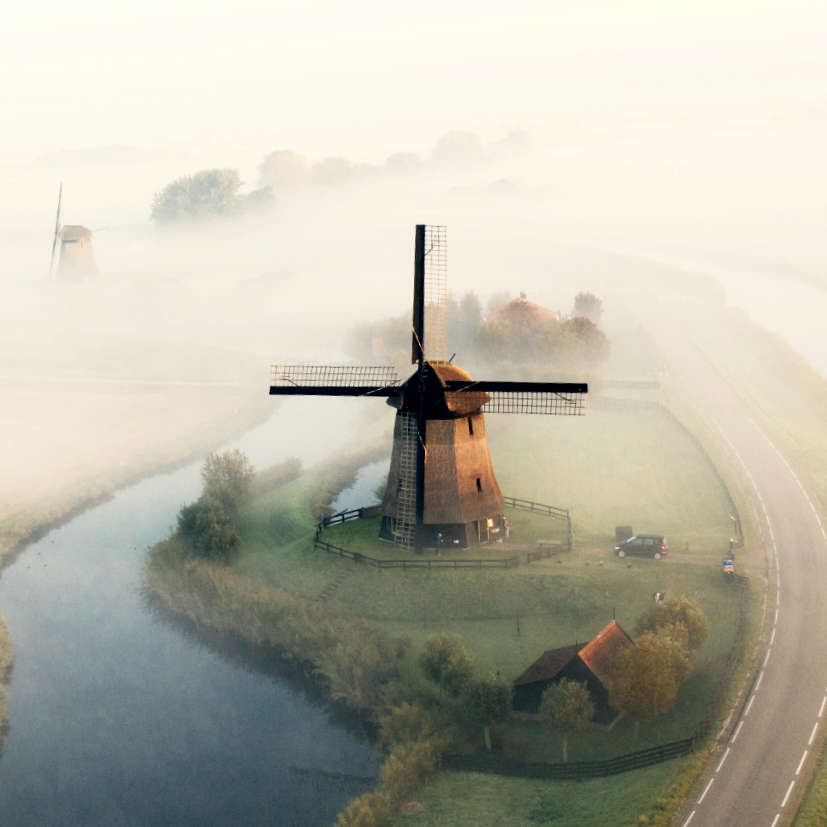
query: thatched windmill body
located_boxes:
[49,184,98,279]
[269,225,587,550]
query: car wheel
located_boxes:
[654,552,661,560]
[617,550,625,558]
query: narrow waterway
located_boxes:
[0,397,380,827]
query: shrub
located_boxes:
[334,792,390,827]
[379,739,437,805]
[378,703,437,753]
[176,500,241,563]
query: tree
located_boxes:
[151,168,245,224]
[636,596,709,651]
[201,450,255,524]
[449,291,483,353]
[431,130,485,166]
[420,635,473,696]
[538,679,594,762]
[608,631,688,735]
[312,156,354,187]
[572,291,603,324]
[465,674,511,751]
[258,150,310,191]
[176,499,241,562]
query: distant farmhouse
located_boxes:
[512,620,633,723]
[486,291,559,326]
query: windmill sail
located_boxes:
[269,365,400,396]
[391,411,418,547]
[411,224,448,364]
[49,182,62,276]
[443,380,588,415]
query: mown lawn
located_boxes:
[384,762,682,827]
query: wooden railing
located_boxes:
[443,735,697,779]
[314,538,519,569]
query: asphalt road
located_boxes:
[655,326,827,827]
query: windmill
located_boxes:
[269,225,587,551]
[49,183,97,279]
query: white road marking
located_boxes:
[770,814,781,827]
[750,421,827,546]
[796,750,808,775]
[746,695,756,716]
[769,627,776,645]
[697,778,715,804]
[763,650,771,668]
[755,670,764,691]
[809,722,819,746]
[716,747,731,773]
[681,810,696,827]
[775,607,780,624]
[820,696,827,718]
[781,780,795,808]
[732,720,745,744]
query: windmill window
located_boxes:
[468,417,474,436]
[476,477,482,493]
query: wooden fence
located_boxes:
[313,496,571,568]
[443,735,697,780]
[503,496,572,551]
[313,538,519,569]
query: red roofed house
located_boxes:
[512,620,633,723]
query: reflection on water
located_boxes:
[0,399,378,826]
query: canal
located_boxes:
[0,398,380,826]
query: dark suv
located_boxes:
[614,534,668,560]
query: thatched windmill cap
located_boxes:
[60,225,92,241]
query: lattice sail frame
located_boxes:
[423,225,448,363]
[392,411,419,548]
[270,365,399,387]
[482,391,587,415]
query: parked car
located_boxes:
[614,534,668,559]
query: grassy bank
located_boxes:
[796,738,827,826]
[0,616,11,736]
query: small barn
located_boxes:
[512,620,633,723]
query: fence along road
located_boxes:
[652,320,827,827]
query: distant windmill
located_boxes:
[269,225,588,551]
[49,183,97,279]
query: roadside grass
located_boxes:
[795,737,827,826]
[383,761,681,827]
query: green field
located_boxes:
[213,395,750,826]
[384,762,682,827]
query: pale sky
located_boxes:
[3,0,826,161]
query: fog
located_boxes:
[2,4,827,824]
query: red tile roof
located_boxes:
[577,620,633,684]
